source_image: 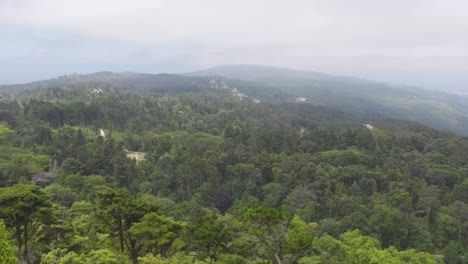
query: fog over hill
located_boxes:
[2,64,468,136]
[0,70,291,103]
[189,64,468,136]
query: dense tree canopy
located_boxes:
[0,85,466,263]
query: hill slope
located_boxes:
[189,64,468,136]
[0,71,291,103]
[0,79,466,263]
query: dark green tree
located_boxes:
[182,214,231,261]
[96,188,156,264]
[0,184,54,263]
[368,204,403,248]
[444,241,464,264]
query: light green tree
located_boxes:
[130,212,183,257]
[0,219,17,264]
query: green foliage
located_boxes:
[314,230,440,264]
[0,82,467,263]
[313,147,371,167]
[368,204,403,248]
[182,214,231,261]
[0,184,54,263]
[96,188,157,264]
[0,220,17,264]
[138,252,196,264]
[286,216,315,260]
[40,248,129,264]
[131,212,183,257]
[244,205,292,263]
[444,241,464,264]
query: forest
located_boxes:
[0,84,467,264]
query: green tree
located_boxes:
[0,184,54,263]
[0,220,17,264]
[444,241,464,264]
[82,249,129,264]
[182,214,231,261]
[417,185,441,231]
[138,252,195,264]
[368,204,403,248]
[130,212,183,257]
[244,205,292,264]
[449,201,468,245]
[96,188,156,264]
[41,248,129,264]
[285,215,315,261]
[61,157,86,175]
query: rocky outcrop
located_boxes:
[31,172,58,187]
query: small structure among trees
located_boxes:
[125,150,146,162]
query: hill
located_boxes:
[0,71,290,103]
[189,64,468,136]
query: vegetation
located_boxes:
[189,64,468,136]
[0,83,466,263]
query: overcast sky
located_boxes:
[1,0,467,92]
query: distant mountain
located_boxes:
[0,71,291,103]
[189,64,468,136]
[188,64,371,86]
[3,65,468,135]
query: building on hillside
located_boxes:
[125,150,146,162]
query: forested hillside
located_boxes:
[0,84,467,264]
[189,64,468,136]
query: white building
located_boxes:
[295,97,306,102]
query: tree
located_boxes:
[0,184,54,263]
[262,182,284,208]
[314,230,439,264]
[61,157,86,175]
[417,185,441,231]
[182,214,231,261]
[138,252,195,264]
[444,241,464,264]
[449,201,468,245]
[96,188,156,264]
[131,212,183,258]
[285,215,315,261]
[244,205,292,264]
[215,185,234,215]
[368,204,403,248]
[0,220,17,264]
[226,163,262,197]
[40,248,129,264]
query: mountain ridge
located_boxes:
[0,70,291,103]
[2,65,468,136]
[188,64,468,136]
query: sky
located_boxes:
[1,0,467,92]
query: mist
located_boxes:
[1,0,467,92]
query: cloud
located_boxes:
[0,0,467,90]
[2,0,466,47]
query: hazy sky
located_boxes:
[1,0,467,92]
